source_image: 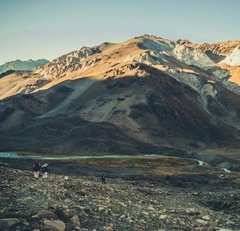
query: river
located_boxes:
[0,152,231,172]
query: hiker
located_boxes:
[32,160,41,178]
[41,163,48,179]
[101,174,106,184]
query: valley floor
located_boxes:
[0,157,240,231]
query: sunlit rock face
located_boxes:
[0,35,240,154]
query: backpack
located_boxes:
[33,162,40,171]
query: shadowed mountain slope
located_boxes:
[0,35,240,158]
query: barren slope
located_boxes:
[0,35,240,158]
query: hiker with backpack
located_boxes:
[101,174,106,184]
[32,160,41,178]
[41,163,48,179]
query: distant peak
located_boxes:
[177,39,193,45]
[0,59,49,74]
[143,34,160,39]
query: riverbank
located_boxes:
[0,153,233,179]
[0,151,235,174]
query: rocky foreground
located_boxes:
[0,162,240,231]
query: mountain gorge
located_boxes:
[0,35,240,162]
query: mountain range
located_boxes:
[0,35,240,162]
[0,59,48,75]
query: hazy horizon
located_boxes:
[1,0,240,65]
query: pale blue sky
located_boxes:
[0,0,239,64]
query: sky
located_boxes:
[0,0,240,64]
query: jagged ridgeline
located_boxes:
[0,35,240,156]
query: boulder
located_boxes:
[159,214,168,219]
[186,208,200,215]
[35,209,58,219]
[44,219,65,231]
[133,224,145,231]
[0,218,19,229]
[202,215,210,221]
[70,215,80,228]
[196,218,208,225]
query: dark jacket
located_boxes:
[33,162,40,171]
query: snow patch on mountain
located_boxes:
[167,69,204,92]
[212,68,229,81]
[138,36,215,69]
[201,84,217,97]
[221,46,240,66]
[141,37,174,53]
[173,45,214,68]
[134,50,169,66]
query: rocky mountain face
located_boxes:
[178,39,240,57]
[0,35,240,158]
[0,59,48,74]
